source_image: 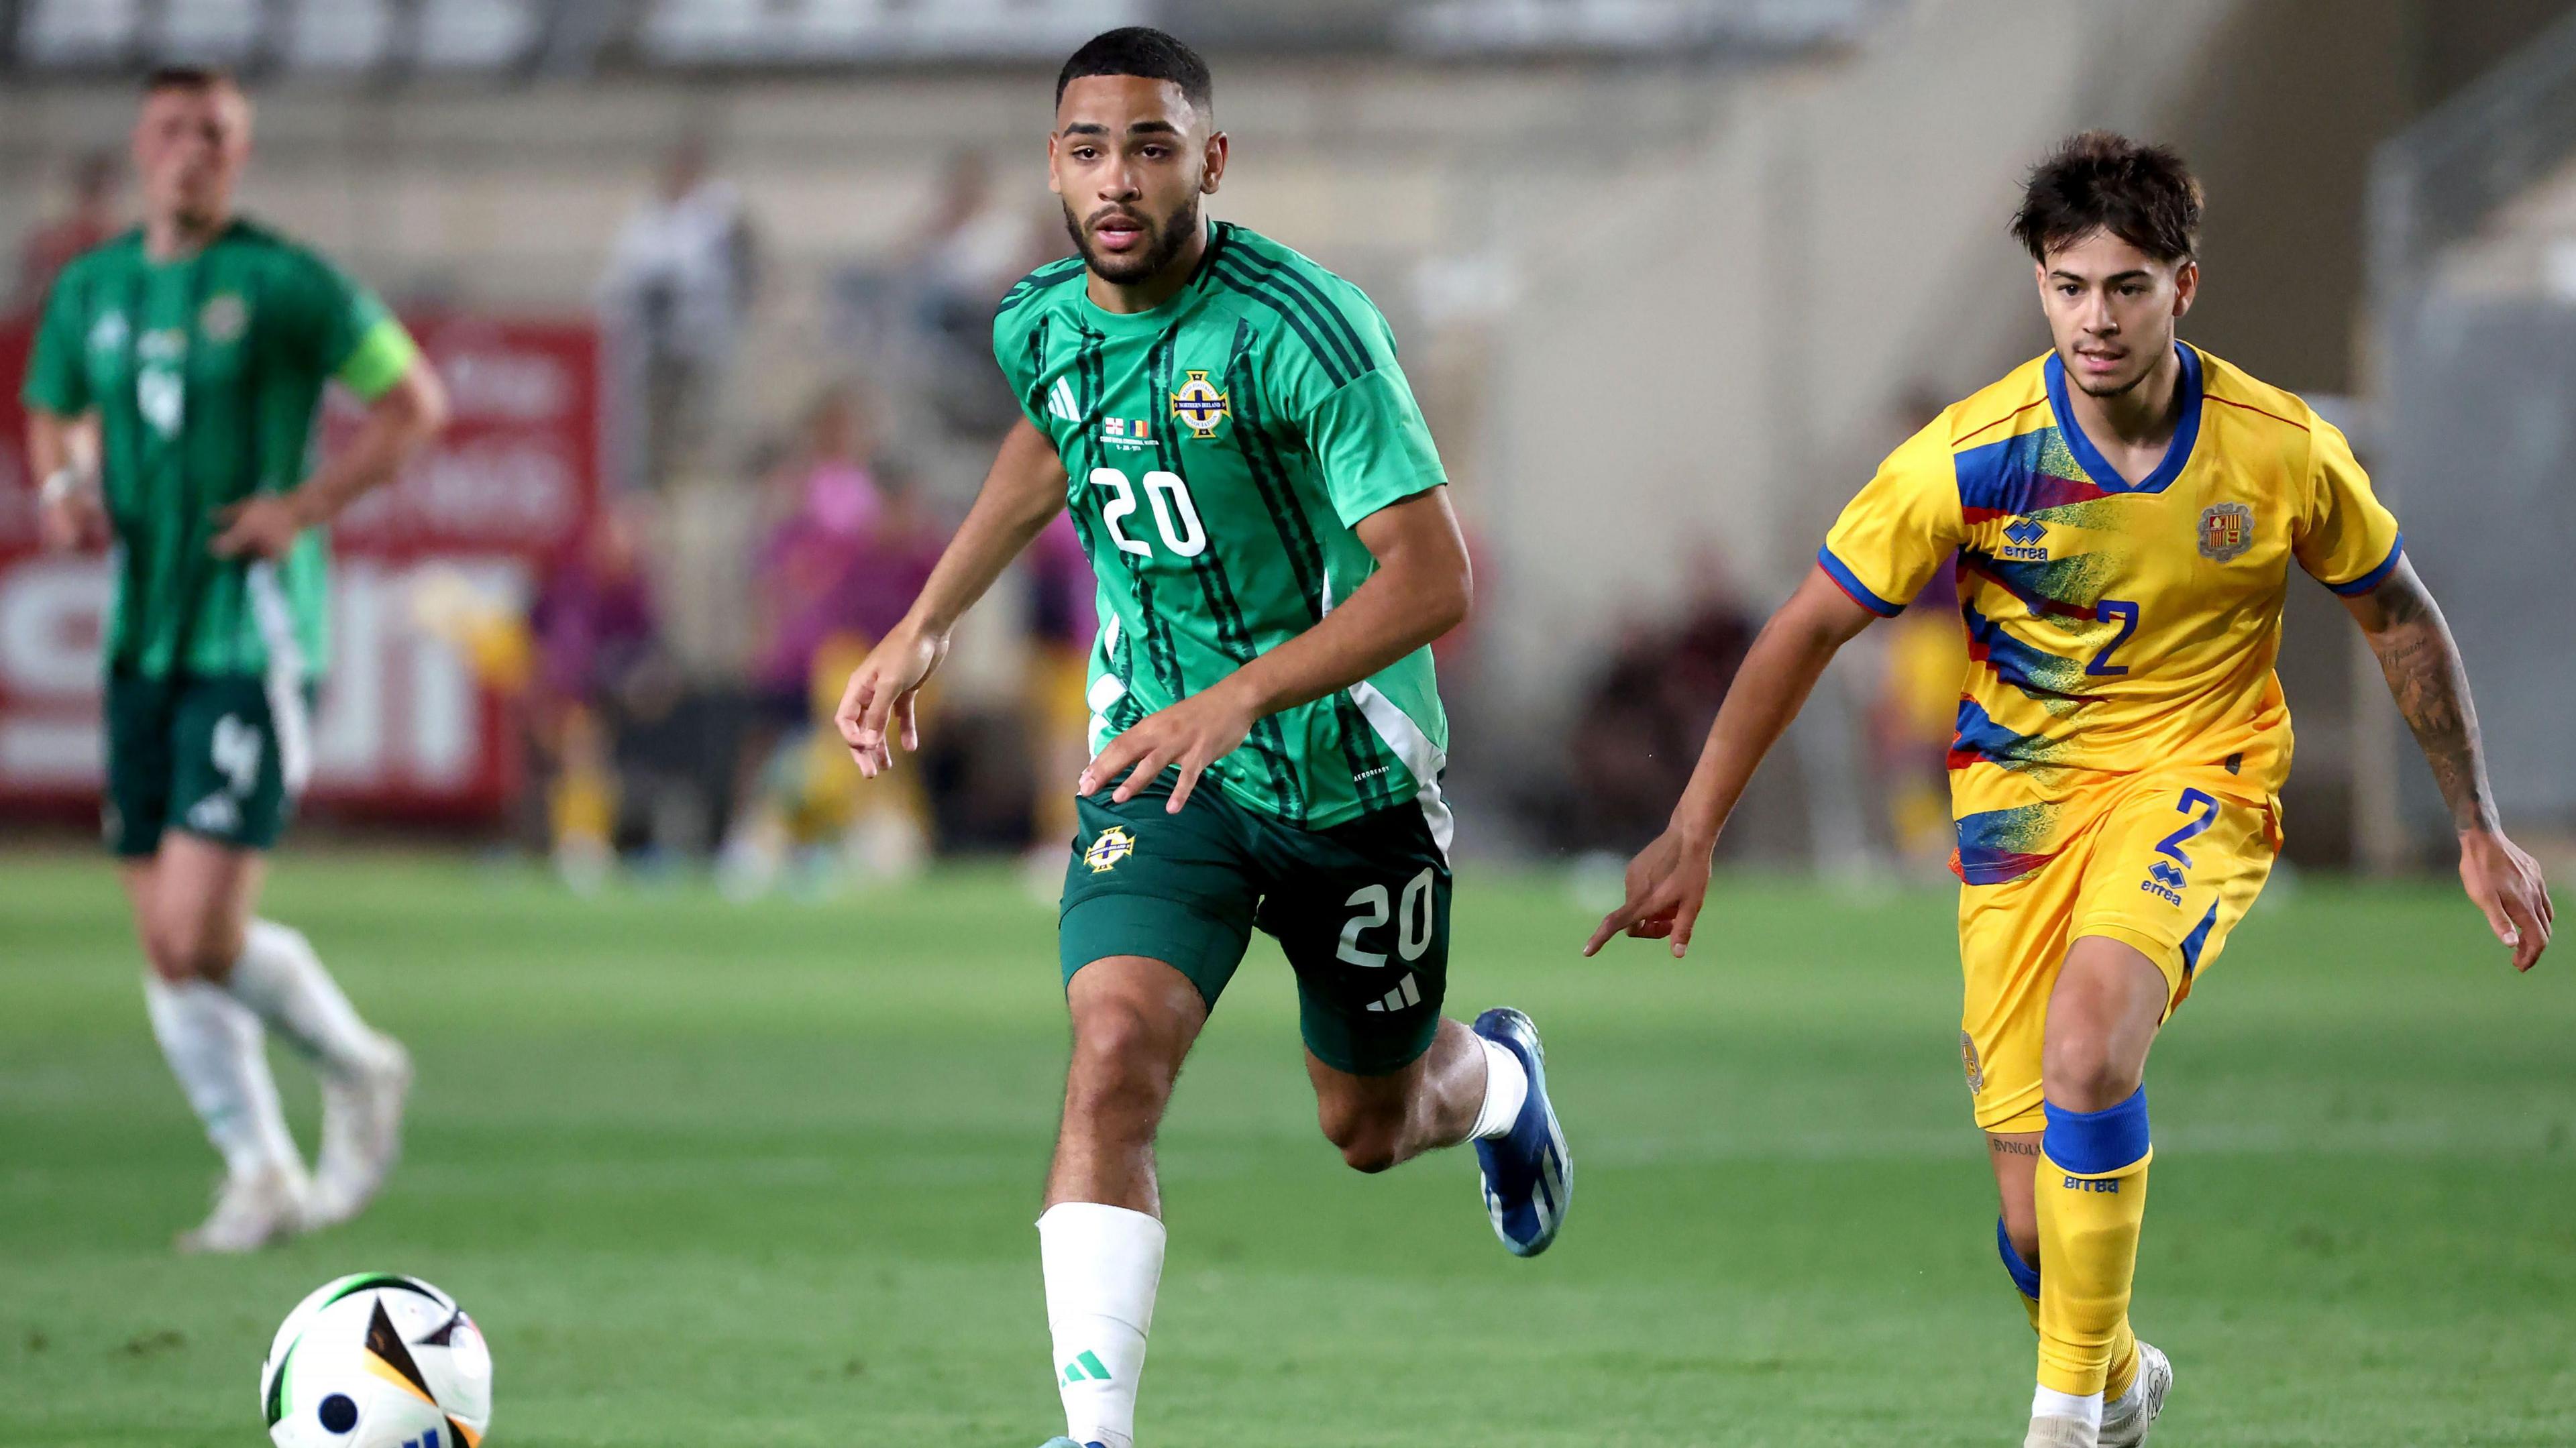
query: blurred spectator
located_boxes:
[745,386,889,722]
[525,500,677,889]
[598,137,760,490]
[1552,548,1759,853]
[906,152,1055,438]
[1870,567,1967,873]
[1022,512,1099,877]
[1863,383,1966,872]
[720,388,945,896]
[910,152,1049,317]
[16,151,121,311]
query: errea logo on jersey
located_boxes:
[2141,860,2186,905]
[1999,518,2049,561]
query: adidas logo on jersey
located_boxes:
[1046,376,1081,424]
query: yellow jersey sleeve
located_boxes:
[2296,417,2405,596]
[1818,417,1962,616]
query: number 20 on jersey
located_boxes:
[1090,467,1207,559]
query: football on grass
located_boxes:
[262,1274,492,1448]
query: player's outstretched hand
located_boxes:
[835,624,947,779]
[2460,826,2553,972]
[209,494,310,561]
[1079,681,1256,815]
[1583,825,1717,959]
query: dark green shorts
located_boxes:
[103,670,311,858]
[1059,779,1452,1076]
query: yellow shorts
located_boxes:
[1955,769,2279,1133]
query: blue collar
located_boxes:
[2045,341,2203,494]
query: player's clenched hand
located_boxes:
[1582,825,1718,959]
[2459,826,2553,972]
[1079,681,1256,815]
[209,494,311,561]
[835,624,947,779]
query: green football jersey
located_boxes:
[22,219,420,680]
[994,221,1452,844]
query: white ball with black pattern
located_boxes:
[261,1274,493,1448]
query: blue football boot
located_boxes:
[1036,1439,1104,1448]
[1471,1007,1570,1256]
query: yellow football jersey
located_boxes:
[1819,343,2402,884]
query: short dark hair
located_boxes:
[1055,27,1212,116]
[2010,131,2202,265]
[144,65,237,96]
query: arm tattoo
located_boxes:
[2359,570,2498,832]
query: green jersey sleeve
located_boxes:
[1265,290,1446,527]
[993,258,1085,429]
[274,249,417,400]
[994,306,1044,430]
[22,266,93,415]
[1299,368,1448,527]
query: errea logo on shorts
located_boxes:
[1083,827,1137,874]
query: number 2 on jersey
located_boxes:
[2087,599,2140,677]
[1089,467,1207,559]
[2154,788,2220,869]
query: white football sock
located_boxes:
[2104,1369,2144,1418]
[1039,1201,1165,1448]
[143,974,299,1178]
[1470,1036,1529,1141]
[221,920,388,1081]
[2031,1385,2104,1433]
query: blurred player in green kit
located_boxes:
[21,68,448,1251]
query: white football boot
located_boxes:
[306,1037,413,1229]
[2098,1341,2173,1448]
[176,1160,310,1254]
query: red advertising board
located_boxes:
[0,313,600,825]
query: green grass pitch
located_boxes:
[1,850,2570,1446]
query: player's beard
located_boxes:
[1065,195,1201,286]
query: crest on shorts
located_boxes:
[1960,1030,1984,1097]
[1169,370,1230,439]
[199,293,248,345]
[2198,501,2253,562]
[1083,826,1137,874]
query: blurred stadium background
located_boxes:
[4,0,2573,879]
[5,3,2575,1445]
